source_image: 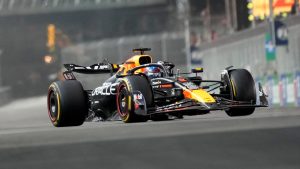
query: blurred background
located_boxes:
[0,0,299,108]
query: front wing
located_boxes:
[147,98,268,115]
[148,82,269,115]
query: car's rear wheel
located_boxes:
[47,80,88,127]
[224,69,256,116]
[116,75,153,123]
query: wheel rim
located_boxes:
[117,84,129,118]
[47,90,58,122]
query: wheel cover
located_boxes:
[47,90,58,122]
[117,84,130,119]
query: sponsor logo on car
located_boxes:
[92,83,119,96]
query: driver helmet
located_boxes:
[144,66,163,79]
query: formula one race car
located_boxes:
[47,48,268,127]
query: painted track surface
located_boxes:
[0,96,300,169]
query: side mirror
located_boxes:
[192,68,203,73]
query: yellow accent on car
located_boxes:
[128,95,131,111]
[195,68,203,71]
[49,83,61,125]
[230,80,237,97]
[56,92,61,122]
[123,107,130,122]
[123,114,130,122]
[118,55,152,75]
[184,89,216,103]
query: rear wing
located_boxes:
[64,63,120,74]
[63,63,120,80]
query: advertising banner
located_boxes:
[286,73,295,105]
[279,74,288,107]
[265,33,276,61]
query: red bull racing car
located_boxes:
[47,48,268,127]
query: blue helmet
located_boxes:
[145,66,163,78]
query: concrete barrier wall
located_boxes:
[194,17,300,80]
[193,16,300,107]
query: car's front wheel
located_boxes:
[116,75,153,123]
[224,69,256,116]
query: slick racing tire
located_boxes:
[116,75,153,123]
[225,69,256,116]
[47,80,88,127]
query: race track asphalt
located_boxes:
[0,96,299,169]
